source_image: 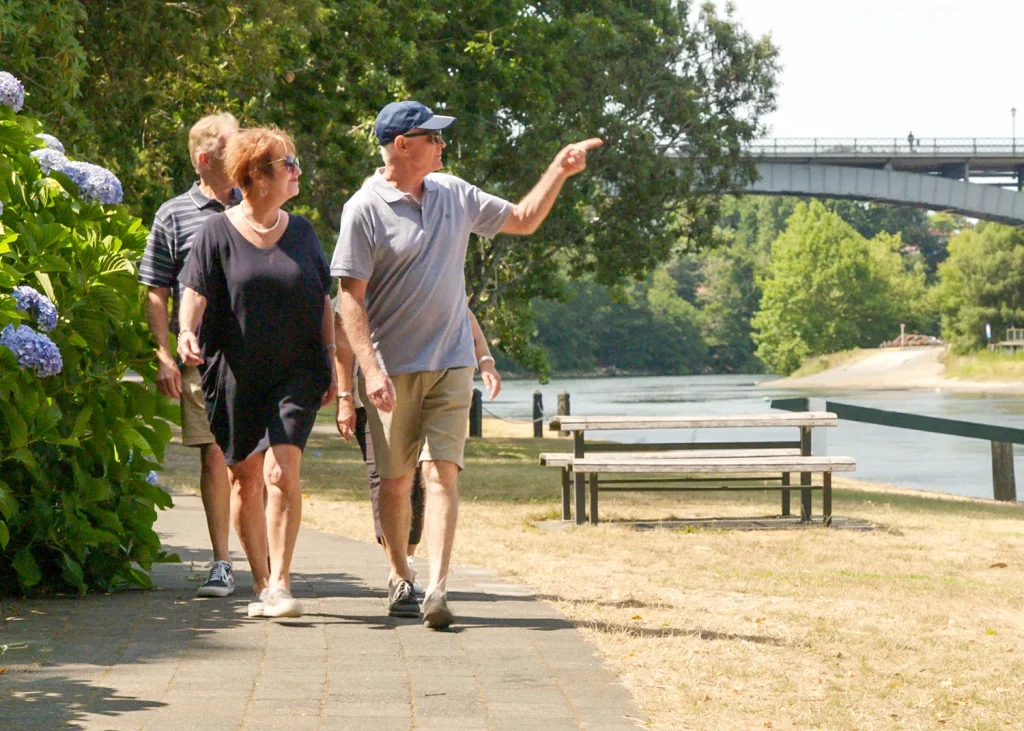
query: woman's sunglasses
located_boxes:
[272,155,301,173]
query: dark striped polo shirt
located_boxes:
[138,183,241,332]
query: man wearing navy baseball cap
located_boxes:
[373,101,456,145]
[332,99,601,629]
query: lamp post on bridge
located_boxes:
[1013,107,1017,155]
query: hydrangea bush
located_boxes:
[0,74,176,595]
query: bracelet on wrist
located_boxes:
[478,355,495,365]
[179,329,194,337]
[336,391,353,401]
[324,343,337,351]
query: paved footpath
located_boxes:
[0,495,644,730]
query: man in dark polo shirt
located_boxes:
[139,113,241,597]
[333,100,600,629]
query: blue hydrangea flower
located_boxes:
[36,133,65,153]
[12,285,58,332]
[0,72,24,113]
[146,471,159,485]
[0,324,63,377]
[61,161,123,205]
[30,148,68,175]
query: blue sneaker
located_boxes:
[196,560,234,598]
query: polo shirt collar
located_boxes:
[188,182,241,210]
[369,169,437,204]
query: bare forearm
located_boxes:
[507,167,567,235]
[339,290,382,378]
[321,295,335,347]
[333,312,356,392]
[178,287,207,334]
[468,310,492,362]
[145,287,173,358]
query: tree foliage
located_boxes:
[751,201,928,374]
[532,269,707,375]
[4,0,780,370]
[934,223,1024,352]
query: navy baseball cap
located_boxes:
[374,101,455,145]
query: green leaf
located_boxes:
[61,554,86,591]
[128,567,154,589]
[13,548,42,588]
[0,479,17,520]
[71,406,94,440]
[0,520,9,550]
[9,448,37,470]
[0,401,28,449]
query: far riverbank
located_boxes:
[767,346,1024,395]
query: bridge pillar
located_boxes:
[1016,165,1024,192]
[939,162,969,181]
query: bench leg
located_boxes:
[823,472,832,527]
[781,472,791,517]
[800,471,812,522]
[561,468,571,521]
[589,473,599,525]
[574,472,586,525]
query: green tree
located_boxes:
[0,1,87,125]
[8,0,780,373]
[823,200,947,274]
[752,201,927,374]
[532,268,707,375]
[934,223,1024,352]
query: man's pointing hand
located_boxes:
[552,138,604,178]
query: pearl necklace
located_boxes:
[243,209,282,234]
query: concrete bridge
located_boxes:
[737,138,1024,225]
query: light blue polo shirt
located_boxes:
[331,170,513,375]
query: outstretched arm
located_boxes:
[500,138,603,235]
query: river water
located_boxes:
[484,374,1024,500]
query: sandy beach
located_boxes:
[768,345,1024,394]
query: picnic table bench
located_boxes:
[544,412,854,526]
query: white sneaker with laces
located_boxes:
[407,557,424,598]
[263,588,303,618]
[247,588,268,618]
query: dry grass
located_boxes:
[163,422,1024,730]
[790,349,877,379]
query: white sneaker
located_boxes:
[263,588,303,618]
[197,561,235,598]
[407,557,424,598]
[247,589,268,618]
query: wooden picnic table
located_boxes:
[546,412,843,525]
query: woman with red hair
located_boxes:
[178,127,336,619]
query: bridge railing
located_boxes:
[747,138,1023,157]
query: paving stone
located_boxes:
[0,494,644,730]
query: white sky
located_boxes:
[724,0,1024,140]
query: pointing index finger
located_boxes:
[573,138,604,152]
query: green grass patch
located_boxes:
[943,349,1024,380]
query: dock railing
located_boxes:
[771,397,1019,502]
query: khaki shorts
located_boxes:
[180,365,216,447]
[360,367,474,479]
